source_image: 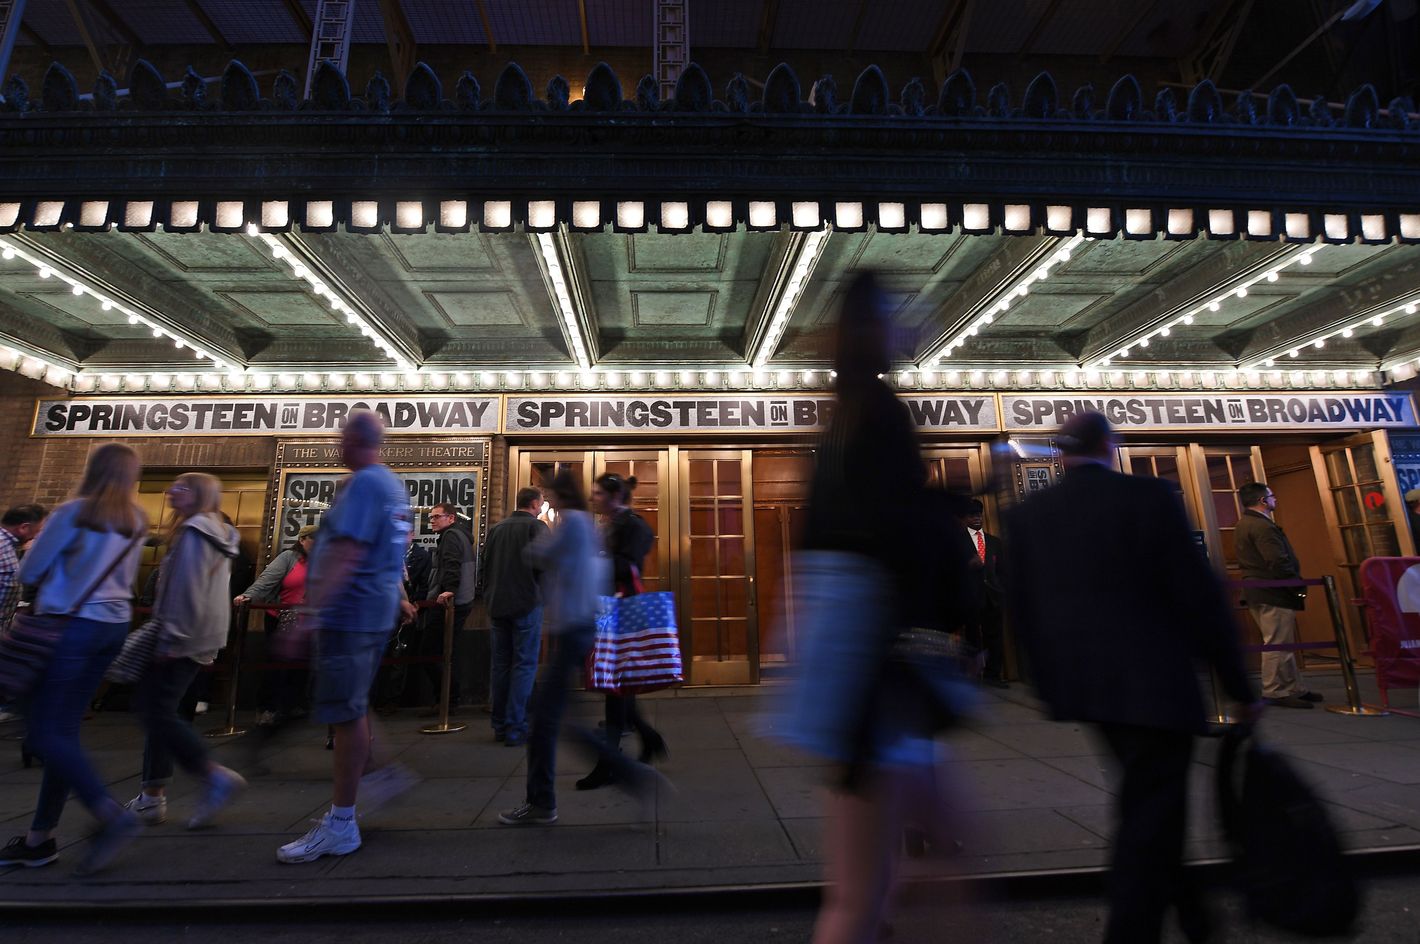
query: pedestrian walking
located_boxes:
[482,486,549,746]
[235,524,317,727]
[577,472,667,790]
[1006,411,1262,943]
[0,443,147,874]
[276,410,418,864]
[126,473,246,829]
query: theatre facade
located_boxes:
[3,55,1420,684]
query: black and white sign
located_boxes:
[505,395,999,433]
[1002,393,1417,431]
[277,469,482,552]
[34,397,500,437]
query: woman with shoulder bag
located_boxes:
[0,443,147,874]
[125,473,246,830]
[234,524,316,727]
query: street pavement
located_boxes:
[0,672,1416,909]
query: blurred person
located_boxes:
[234,524,317,727]
[0,444,146,873]
[420,502,477,711]
[0,504,47,724]
[1235,482,1321,709]
[577,471,666,790]
[1006,411,1261,944]
[780,273,967,944]
[962,498,1008,688]
[126,473,245,829]
[276,410,417,864]
[501,470,659,826]
[481,486,548,746]
[1406,487,1420,543]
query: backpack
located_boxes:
[1215,728,1359,936]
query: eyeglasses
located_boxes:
[167,485,190,493]
[430,512,454,520]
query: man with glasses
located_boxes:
[422,502,477,710]
[1236,482,1322,709]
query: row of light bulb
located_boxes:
[752,228,832,368]
[41,364,1376,394]
[934,233,1087,362]
[536,234,591,369]
[253,230,411,370]
[1247,293,1420,370]
[1097,245,1325,368]
[0,237,236,373]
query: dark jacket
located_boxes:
[404,543,431,603]
[606,507,654,596]
[967,528,1005,609]
[427,521,476,607]
[1234,510,1307,610]
[1005,462,1254,734]
[479,510,549,619]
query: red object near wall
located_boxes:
[1357,558,1420,709]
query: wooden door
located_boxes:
[679,449,757,684]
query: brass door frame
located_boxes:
[1188,443,1266,572]
[677,448,758,685]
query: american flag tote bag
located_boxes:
[588,592,683,694]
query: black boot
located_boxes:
[575,761,616,791]
[637,731,669,764]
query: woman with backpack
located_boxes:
[0,443,147,873]
[125,472,246,830]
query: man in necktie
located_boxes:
[964,499,1008,688]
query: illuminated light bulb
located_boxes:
[1313,338,1325,348]
[1182,315,1194,325]
[1299,253,1313,265]
[1408,305,1418,315]
[1342,328,1353,337]
[1235,287,1248,298]
[1209,301,1220,312]
[128,314,139,325]
[1263,359,1274,367]
[312,281,327,295]
[1017,284,1030,297]
[71,283,83,296]
[1,247,13,260]
[1036,267,1049,280]
[1118,348,1129,358]
[101,299,113,311]
[1288,350,1299,358]
[559,372,574,386]
[1139,338,1150,348]
[967,325,979,336]
[981,313,994,325]
[1373,316,1385,326]
[1057,247,1072,261]
[174,338,184,348]
[292,265,308,280]
[152,327,162,337]
[38,266,51,279]
[1159,327,1170,337]
[1267,271,1279,282]
[246,224,258,236]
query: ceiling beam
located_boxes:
[181,0,232,53]
[1178,0,1254,85]
[1099,0,1157,64]
[576,0,589,55]
[532,228,597,370]
[1016,0,1065,60]
[1,0,30,80]
[474,0,495,53]
[1075,242,1303,367]
[281,0,312,41]
[62,0,111,76]
[376,0,417,97]
[756,0,778,55]
[744,228,831,369]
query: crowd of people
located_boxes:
[0,273,1339,943]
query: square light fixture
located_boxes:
[1003,204,1031,232]
[791,201,821,228]
[395,201,424,230]
[0,202,21,228]
[572,200,601,229]
[215,201,244,230]
[351,201,380,229]
[305,200,335,228]
[919,203,949,231]
[1124,208,1152,236]
[1208,209,1236,236]
[616,201,646,229]
[123,201,154,228]
[1166,208,1194,235]
[833,202,865,229]
[705,200,735,230]
[877,202,906,230]
[659,201,689,230]
[1086,207,1112,235]
[1247,210,1272,237]
[33,201,64,228]
[439,200,468,229]
[962,203,991,232]
[261,201,289,229]
[483,200,513,229]
[169,201,200,229]
[1045,204,1073,232]
[1360,214,1386,241]
[1284,212,1310,239]
[1323,214,1349,241]
[748,201,777,228]
[79,201,109,228]
[527,200,557,229]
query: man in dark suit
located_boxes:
[1006,412,1259,944]
[963,498,1008,687]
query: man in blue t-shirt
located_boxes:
[277,410,418,864]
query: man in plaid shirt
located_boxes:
[0,504,47,633]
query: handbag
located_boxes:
[104,618,163,684]
[0,533,142,703]
[882,627,979,734]
[588,591,683,694]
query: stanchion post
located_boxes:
[205,603,250,738]
[1320,575,1387,717]
[1208,666,1236,726]
[420,601,467,735]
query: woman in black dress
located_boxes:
[576,472,668,790]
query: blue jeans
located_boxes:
[526,624,594,811]
[490,608,543,738]
[25,617,127,831]
[136,657,209,787]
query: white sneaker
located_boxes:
[193,701,209,716]
[0,708,22,724]
[125,792,167,825]
[187,765,247,830]
[276,813,361,864]
[358,762,420,814]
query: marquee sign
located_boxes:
[1002,393,1417,431]
[32,396,500,437]
[504,395,999,434]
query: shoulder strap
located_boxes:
[54,531,144,617]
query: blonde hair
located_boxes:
[74,442,145,537]
[167,471,224,543]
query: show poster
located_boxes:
[504,395,999,433]
[1388,432,1420,496]
[33,396,500,437]
[276,469,480,552]
[1002,393,1417,431]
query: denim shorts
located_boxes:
[313,630,388,724]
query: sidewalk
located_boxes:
[0,674,1417,907]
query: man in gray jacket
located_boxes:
[480,488,548,746]
[424,502,477,708]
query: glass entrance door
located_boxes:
[679,450,757,684]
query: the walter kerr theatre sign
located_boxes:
[1003,392,1417,431]
[33,396,501,437]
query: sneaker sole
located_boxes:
[0,853,58,868]
[276,840,361,864]
[497,813,557,825]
